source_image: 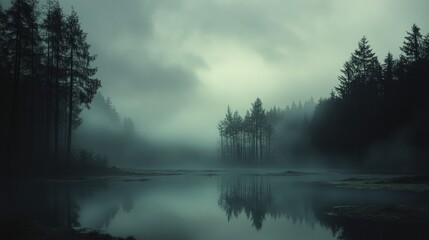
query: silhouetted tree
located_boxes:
[400,24,423,63]
[311,25,429,169]
[0,4,5,58]
[4,0,27,164]
[0,0,100,173]
[218,99,273,164]
[2,0,46,164]
[338,36,381,100]
[382,52,394,97]
[51,1,64,159]
[250,98,265,163]
[64,8,100,165]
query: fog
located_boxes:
[2,1,429,239]
[22,0,429,152]
[1,0,429,170]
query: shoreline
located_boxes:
[0,217,135,240]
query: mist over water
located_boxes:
[2,172,428,240]
[1,0,429,239]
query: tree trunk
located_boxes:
[9,3,22,167]
[30,23,35,164]
[66,47,73,166]
[259,129,263,162]
[46,39,51,162]
[54,46,59,161]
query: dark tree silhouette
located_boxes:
[40,0,70,164]
[65,8,99,164]
[0,0,100,174]
[382,52,394,97]
[218,98,316,165]
[336,36,382,101]
[218,99,273,164]
[310,25,429,169]
[400,24,423,63]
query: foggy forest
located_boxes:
[1,0,429,239]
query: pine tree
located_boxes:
[394,55,407,82]
[219,106,233,160]
[24,0,43,162]
[218,100,274,163]
[0,4,7,61]
[243,110,252,161]
[5,0,31,164]
[400,24,423,63]
[382,52,394,96]
[232,111,243,160]
[336,60,355,98]
[336,36,381,99]
[65,8,100,165]
[251,98,265,163]
[217,119,226,159]
[41,0,65,161]
[1,0,100,172]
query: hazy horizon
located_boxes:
[2,0,429,150]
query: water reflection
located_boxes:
[218,176,321,231]
[218,176,272,229]
[0,180,136,230]
[1,175,429,239]
[0,181,82,229]
[218,175,429,239]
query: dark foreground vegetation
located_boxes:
[0,0,101,175]
[219,24,429,171]
[318,205,429,240]
[0,217,135,240]
[2,150,123,179]
[2,1,427,239]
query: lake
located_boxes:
[1,170,428,240]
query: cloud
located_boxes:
[3,0,429,149]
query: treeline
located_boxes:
[218,98,315,164]
[268,99,315,161]
[311,24,429,167]
[218,24,429,169]
[218,98,273,163]
[73,93,142,168]
[0,0,100,173]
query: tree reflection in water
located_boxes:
[0,180,136,230]
[218,176,429,239]
[218,176,272,230]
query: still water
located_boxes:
[1,171,428,240]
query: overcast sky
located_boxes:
[3,0,429,148]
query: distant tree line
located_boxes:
[267,99,316,161]
[311,24,429,168]
[218,98,316,164]
[218,98,273,163]
[218,24,429,169]
[0,0,100,173]
[73,93,144,168]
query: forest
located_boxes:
[2,1,429,240]
[219,25,429,170]
[0,0,100,175]
[2,0,429,173]
[312,28,429,169]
